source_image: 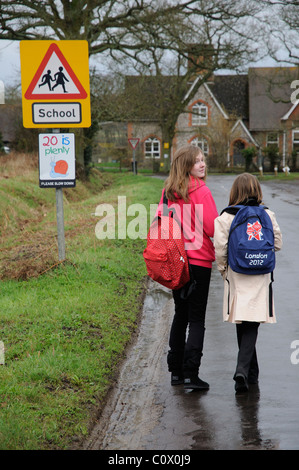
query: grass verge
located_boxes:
[0,155,164,449]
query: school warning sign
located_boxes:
[20,40,91,128]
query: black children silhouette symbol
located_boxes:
[39,66,69,93]
[39,70,54,91]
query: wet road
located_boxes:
[85,175,299,451]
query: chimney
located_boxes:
[187,44,215,82]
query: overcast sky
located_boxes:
[0,40,104,90]
[0,40,20,85]
[0,37,295,98]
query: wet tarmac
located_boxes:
[84,175,299,451]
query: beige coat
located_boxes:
[214,209,282,324]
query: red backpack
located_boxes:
[143,191,190,291]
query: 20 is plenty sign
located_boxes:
[39,133,75,188]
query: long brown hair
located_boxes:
[164,145,205,202]
[229,173,263,206]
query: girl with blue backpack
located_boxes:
[214,173,282,393]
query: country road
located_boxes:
[84,175,299,451]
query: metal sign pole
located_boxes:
[56,186,66,260]
[133,149,136,175]
[53,128,66,261]
[128,138,139,175]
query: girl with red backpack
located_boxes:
[157,144,218,390]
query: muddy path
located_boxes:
[84,281,173,450]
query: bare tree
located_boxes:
[0,1,232,52]
[0,0,272,172]
[255,0,299,65]
[0,1,267,60]
[108,0,266,159]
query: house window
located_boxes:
[293,130,299,153]
[145,137,160,158]
[266,132,279,148]
[191,137,209,157]
[192,102,208,126]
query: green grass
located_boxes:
[95,161,155,174]
[0,169,164,449]
[3,163,296,449]
[258,171,299,181]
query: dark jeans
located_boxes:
[167,264,211,378]
[235,321,260,382]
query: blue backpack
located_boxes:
[222,205,275,275]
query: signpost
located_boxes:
[20,40,91,261]
[128,138,140,175]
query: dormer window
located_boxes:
[192,102,208,126]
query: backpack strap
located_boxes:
[269,271,274,317]
[163,189,167,204]
[221,204,269,216]
[162,190,168,215]
[163,190,176,217]
[162,190,196,299]
[220,205,242,216]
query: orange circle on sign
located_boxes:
[55,160,68,174]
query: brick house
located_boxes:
[248,67,299,170]
[126,66,299,170]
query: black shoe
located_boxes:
[171,373,184,385]
[184,376,209,390]
[234,373,249,393]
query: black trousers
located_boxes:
[167,264,211,378]
[235,321,259,382]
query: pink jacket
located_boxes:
[157,177,218,268]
